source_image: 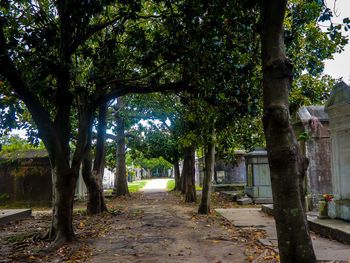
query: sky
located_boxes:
[323,0,350,81]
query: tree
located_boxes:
[198,123,215,214]
[260,0,316,261]
[81,100,108,215]
[0,0,187,247]
[113,97,130,197]
[127,93,184,189]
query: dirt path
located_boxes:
[88,192,252,263]
[0,191,271,262]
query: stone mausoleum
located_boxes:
[0,149,52,206]
[293,105,332,209]
[245,147,272,203]
[325,81,350,220]
[0,149,87,206]
[214,150,246,184]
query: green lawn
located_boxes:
[128,179,151,192]
[165,179,202,191]
[166,179,175,190]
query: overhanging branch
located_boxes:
[92,80,190,110]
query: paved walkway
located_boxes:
[141,178,172,193]
[216,208,350,261]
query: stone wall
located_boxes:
[0,149,52,206]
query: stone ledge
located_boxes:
[0,209,32,226]
[261,204,350,244]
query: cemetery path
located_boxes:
[1,191,269,263]
[141,178,171,193]
[87,191,259,263]
[3,191,347,262]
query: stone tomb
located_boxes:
[214,150,247,184]
[325,81,350,220]
[293,105,332,209]
[245,147,272,203]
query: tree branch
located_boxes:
[69,16,122,53]
[106,62,169,86]
[92,80,189,110]
[0,24,55,151]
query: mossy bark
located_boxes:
[183,146,196,202]
[261,1,316,262]
[113,98,130,197]
[198,126,215,214]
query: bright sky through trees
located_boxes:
[323,0,350,80]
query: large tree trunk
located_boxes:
[198,127,215,214]
[92,101,108,213]
[184,146,196,202]
[81,123,107,215]
[77,94,107,215]
[261,1,316,262]
[174,157,181,191]
[82,150,106,215]
[113,98,130,197]
[49,157,78,247]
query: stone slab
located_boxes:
[0,209,32,226]
[308,214,350,244]
[236,198,253,205]
[253,198,273,204]
[262,204,350,245]
[219,191,244,201]
[215,208,273,227]
[216,207,350,261]
[261,204,274,216]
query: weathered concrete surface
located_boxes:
[0,209,32,226]
[0,149,52,205]
[216,208,350,261]
[263,204,350,245]
[236,198,253,205]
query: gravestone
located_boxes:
[293,105,331,209]
[245,147,272,203]
[325,81,350,220]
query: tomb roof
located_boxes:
[325,81,350,110]
[297,105,328,123]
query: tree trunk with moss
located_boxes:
[260,1,316,262]
[183,146,196,202]
[198,126,215,214]
[113,98,130,197]
[174,157,181,191]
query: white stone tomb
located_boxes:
[325,81,350,220]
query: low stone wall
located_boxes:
[0,150,52,206]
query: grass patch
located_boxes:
[195,185,202,191]
[128,180,150,192]
[166,179,175,191]
[166,179,202,191]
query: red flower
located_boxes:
[323,194,332,202]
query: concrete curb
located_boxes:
[0,209,32,226]
[261,204,350,244]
